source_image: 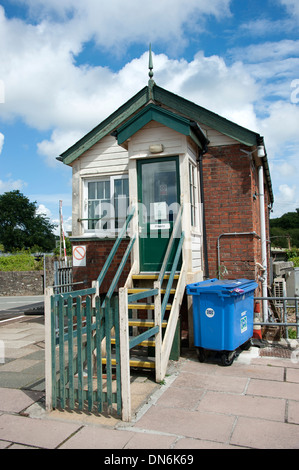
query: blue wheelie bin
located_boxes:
[186,278,258,366]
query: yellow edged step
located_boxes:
[102,356,155,369]
[128,303,172,310]
[128,288,176,294]
[132,274,179,280]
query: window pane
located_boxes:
[88,182,96,200]
[114,178,129,229]
[105,181,110,198]
[96,182,103,200]
[86,177,128,232]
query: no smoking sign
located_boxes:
[72,245,86,267]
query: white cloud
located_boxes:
[238,18,296,37]
[258,101,299,157]
[0,133,4,154]
[0,79,4,103]
[279,0,299,21]
[36,203,52,218]
[37,129,85,166]
[0,177,27,194]
[0,1,298,219]
[14,0,232,50]
[36,203,72,235]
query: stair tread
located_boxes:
[128,319,167,327]
[128,303,172,310]
[132,274,179,280]
[102,355,155,369]
[110,336,155,346]
[129,356,155,368]
[128,288,176,294]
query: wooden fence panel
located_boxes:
[49,293,122,416]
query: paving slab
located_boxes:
[59,425,134,449]
[286,368,299,383]
[0,413,81,449]
[251,356,299,369]
[124,431,177,449]
[172,371,248,394]
[231,416,299,449]
[197,390,286,422]
[247,378,299,401]
[173,437,245,449]
[135,405,235,443]
[0,358,41,373]
[0,388,43,413]
[288,400,299,425]
[0,371,44,389]
[155,385,204,411]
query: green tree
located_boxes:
[0,190,56,252]
[270,209,299,248]
[53,236,72,256]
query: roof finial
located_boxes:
[148,43,154,85]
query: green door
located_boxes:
[138,157,181,272]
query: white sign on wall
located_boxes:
[72,245,86,267]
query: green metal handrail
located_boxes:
[129,326,159,350]
[97,207,135,292]
[158,205,183,284]
[102,234,136,307]
[161,231,185,320]
[128,288,159,303]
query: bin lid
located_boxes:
[186,278,258,296]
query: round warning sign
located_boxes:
[73,245,86,267]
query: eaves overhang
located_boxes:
[57,86,150,165]
[57,82,273,204]
[115,103,209,150]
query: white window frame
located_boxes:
[189,160,199,229]
[82,174,129,237]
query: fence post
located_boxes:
[119,287,131,422]
[91,280,99,308]
[154,281,162,383]
[45,286,54,412]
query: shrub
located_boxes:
[0,251,43,271]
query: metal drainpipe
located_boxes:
[258,164,268,322]
[217,231,260,279]
[198,152,209,279]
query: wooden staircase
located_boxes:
[124,273,180,370]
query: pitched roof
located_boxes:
[116,103,209,150]
[57,83,273,203]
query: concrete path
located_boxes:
[0,314,299,450]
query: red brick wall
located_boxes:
[72,238,131,294]
[202,144,270,283]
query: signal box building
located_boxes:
[58,59,273,351]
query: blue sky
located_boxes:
[0,0,299,235]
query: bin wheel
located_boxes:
[220,350,236,367]
[240,339,251,351]
[196,347,206,363]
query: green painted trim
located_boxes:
[59,87,149,165]
[57,82,272,202]
[137,156,181,272]
[59,83,260,164]
[153,85,259,147]
[116,103,207,148]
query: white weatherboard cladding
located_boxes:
[79,135,129,175]
[128,121,185,158]
[70,119,211,275]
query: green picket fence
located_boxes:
[47,291,122,416]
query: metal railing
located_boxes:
[254,296,299,339]
[97,207,135,293]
